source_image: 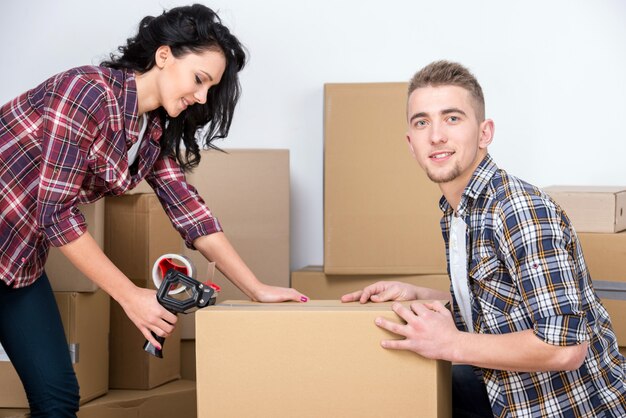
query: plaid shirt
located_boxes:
[440,154,626,417]
[0,66,222,288]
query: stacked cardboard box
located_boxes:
[545,186,626,347]
[292,83,449,301]
[323,83,447,275]
[104,193,183,389]
[0,202,110,409]
[0,290,109,408]
[0,380,196,418]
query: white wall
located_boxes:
[2,0,625,272]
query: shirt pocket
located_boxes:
[87,148,129,195]
[469,255,523,319]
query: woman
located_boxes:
[0,4,307,416]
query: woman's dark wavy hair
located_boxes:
[101,4,246,171]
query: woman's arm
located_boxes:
[58,231,177,348]
[193,232,308,302]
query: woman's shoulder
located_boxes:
[49,65,126,91]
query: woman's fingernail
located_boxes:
[300,296,308,302]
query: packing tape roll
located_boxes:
[152,253,196,295]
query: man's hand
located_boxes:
[375,301,458,360]
[341,281,420,304]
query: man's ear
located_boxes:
[479,119,495,149]
[155,45,171,69]
[406,133,417,159]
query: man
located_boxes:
[342,61,626,417]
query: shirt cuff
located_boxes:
[184,217,223,249]
[533,313,588,346]
[44,209,87,247]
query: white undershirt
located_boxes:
[127,113,148,166]
[450,214,474,332]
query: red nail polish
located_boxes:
[300,296,308,302]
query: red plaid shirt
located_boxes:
[0,66,222,288]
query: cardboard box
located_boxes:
[105,194,181,286]
[602,299,626,347]
[46,201,105,291]
[544,186,626,233]
[178,149,291,338]
[0,410,27,418]
[578,232,626,283]
[324,83,447,275]
[197,300,451,418]
[180,340,196,381]
[0,290,110,407]
[108,299,181,390]
[77,380,196,418]
[292,265,450,299]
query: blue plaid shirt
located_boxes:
[440,154,626,417]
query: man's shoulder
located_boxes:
[485,169,561,218]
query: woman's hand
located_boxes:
[119,285,178,349]
[251,284,309,303]
[341,281,420,304]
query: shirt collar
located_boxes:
[122,69,161,144]
[439,153,499,216]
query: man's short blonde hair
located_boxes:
[408,60,485,121]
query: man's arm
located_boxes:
[376,301,588,372]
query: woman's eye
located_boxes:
[195,75,202,84]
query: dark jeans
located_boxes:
[0,272,79,417]
[453,364,494,418]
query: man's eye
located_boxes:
[416,120,427,127]
[449,116,459,122]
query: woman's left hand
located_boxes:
[252,284,309,303]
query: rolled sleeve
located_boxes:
[533,313,588,346]
[145,154,222,249]
[43,206,87,247]
[496,193,589,344]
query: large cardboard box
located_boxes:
[602,299,626,347]
[177,149,291,339]
[46,201,105,292]
[578,232,626,283]
[324,83,447,275]
[105,194,181,286]
[108,300,181,390]
[292,265,450,299]
[544,186,626,233]
[77,379,196,418]
[182,149,290,300]
[576,232,626,346]
[197,300,451,418]
[0,290,110,407]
